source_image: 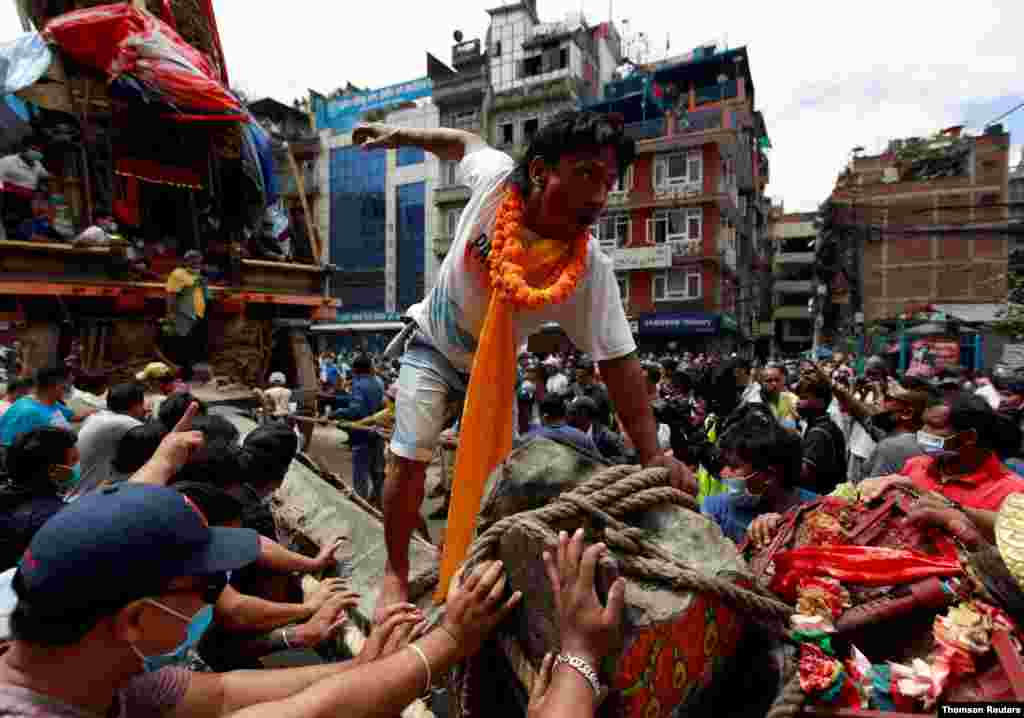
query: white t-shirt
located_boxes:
[75,410,142,495]
[0,154,49,192]
[407,146,635,372]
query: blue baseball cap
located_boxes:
[13,484,260,617]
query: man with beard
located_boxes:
[571,356,613,429]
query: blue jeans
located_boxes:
[352,442,373,501]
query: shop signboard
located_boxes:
[313,78,433,133]
[639,312,720,336]
[612,245,672,271]
[908,337,960,377]
[336,310,405,324]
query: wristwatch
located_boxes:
[555,653,602,697]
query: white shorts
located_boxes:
[389,332,467,463]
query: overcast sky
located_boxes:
[3,0,1022,211]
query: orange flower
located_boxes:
[489,187,589,310]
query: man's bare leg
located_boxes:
[377,454,427,621]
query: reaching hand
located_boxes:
[645,454,697,495]
[748,512,783,549]
[312,538,345,573]
[131,401,203,486]
[294,591,360,648]
[904,502,983,549]
[441,560,523,660]
[356,603,424,665]
[859,474,912,502]
[543,529,625,664]
[352,123,404,151]
[303,578,353,614]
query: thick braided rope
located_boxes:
[461,464,794,625]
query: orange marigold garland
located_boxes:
[488,187,589,308]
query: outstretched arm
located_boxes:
[352,124,485,163]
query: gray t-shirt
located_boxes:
[863,431,924,479]
[0,667,189,718]
[74,411,142,496]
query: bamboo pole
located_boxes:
[284,143,322,265]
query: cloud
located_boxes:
[1,0,1022,212]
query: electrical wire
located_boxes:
[985,100,1024,128]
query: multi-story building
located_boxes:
[768,206,816,356]
[427,37,489,288]
[486,1,620,153]
[585,45,770,354]
[829,125,1013,368]
[1010,148,1024,222]
[311,81,438,351]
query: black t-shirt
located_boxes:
[0,494,64,569]
[801,417,847,495]
[573,382,613,428]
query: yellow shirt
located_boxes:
[166,268,206,319]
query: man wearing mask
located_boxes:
[700,404,814,544]
[0,367,93,449]
[861,385,930,479]
[0,144,49,240]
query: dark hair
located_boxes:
[539,393,568,420]
[157,392,207,429]
[661,358,679,374]
[189,414,240,447]
[238,422,298,491]
[175,481,244,526]
[796,372,833,403]
[5,378,33,396]
[671,370,694,391]
[352,353,372,372]
[33,366,68,390]
[113,423,167,475]
[510,110,636,199]
[2,427,77,504]
[107,382,145,414]
[701,359,750,418]
[718,404,803,489]
[569,396,598,420]
[947,392,1022,456]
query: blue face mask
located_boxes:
[917,431,959,461]
[133,602,214,672]
[722,474,764,509]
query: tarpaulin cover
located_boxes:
[245,118,277,204]
[0,32,52,94]
[115,157,203,189]
[43,3,240,118]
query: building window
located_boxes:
[559,47,569,69]
[443,110,479,131]
[522,117,540,145]
[396,147,424,167]
[652,268,702,302]
[616,273,629,305]
[440,160,459,187]
[593,211,630,251]
[446,207,462,237]
[500,122,514,147]
[493,40,502,56]
[650,208,702,244]
[654,150,703,191]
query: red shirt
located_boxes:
[900,454,1024,511]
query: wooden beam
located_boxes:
[284,143,323,265]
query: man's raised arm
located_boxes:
[351,123,485,163]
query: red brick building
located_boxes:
[587,45,770,352]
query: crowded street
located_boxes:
[1,1,1024,717]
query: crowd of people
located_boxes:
[0,359,621,718]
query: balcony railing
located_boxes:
[669,239,702,259]
[773,279,814,293]
[623,118,665,141]
[775,251,814,265]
